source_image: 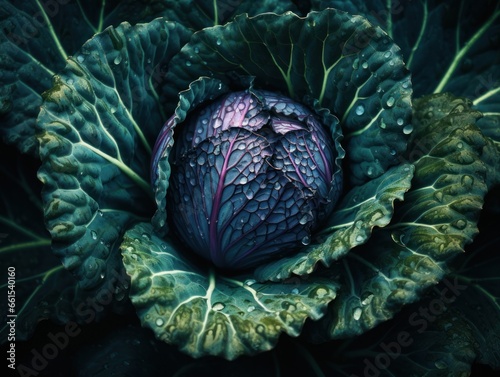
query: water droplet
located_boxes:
[183,194,190,202]
[291,288,299,294]
[216,38,222,46]
[245,279,256,286]
[247,305,256,312]
[384,51,391,58]
[355,104,365,116]
[403,125,413,134]
[361,293,374,306]
[301,236,310,245]
[155,318,164,326]
[402,81,410,89]
[314,287,328,298]
[197,155,206,165]
[353,307,362,320]
[245,190,254,199]
[434,191,444,202]
[274,181,281,190]
[76,55,85,63]
[452,219,467,230]
[397,118,404,126]
[100,273,105,279]
[239,176,248,184]
[367,167,374,176]
[212,302,225,311]
[91,230,97,240]
[355,235,364,243]
[390,149,396,156]
[299,215,309,225]
[185,60,192,67]
[194,47,200,53]
[113,55,122,65]
[457,142,463,149]
[434,360,448,369]
[237,143,246,150]
[386,96,395,107]
[362,61,368,69]
[461,175,474,187]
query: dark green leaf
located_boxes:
[307,93,490,341]
[122,222,338,359]
[36,18,191,311]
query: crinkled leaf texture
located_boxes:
[312,0,500,184]
[0,0,183,155]
[36,18,191,311]
[121,222,338,360]
[0,146,113,341]
[163,8,413,282]
[306,93,490,342]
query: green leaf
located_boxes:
[306,93,490,342]
[0,145,96,342]
[164,9,413,186]
[122,222,338,359]
[311,1,500,165]
[36,18,192,310]
[0,0,180,155]
[255,163,414,281]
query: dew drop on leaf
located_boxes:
[434,360,448,369]
[353,307,362,320]
[244,279,256,286]
[403,124,413,134]
[212,302,225,311]
[355,104,365,115]
[155,318,164,326]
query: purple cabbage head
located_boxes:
[152,90,343,270]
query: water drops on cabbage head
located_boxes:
[151,89,344,270]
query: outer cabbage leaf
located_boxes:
[36,18,191,313]
[297,201,500,376]
[0,0,186,155]
[0,145,109,342]
[122,222,338,359]
[306,93,490,341]
[165,9,413,186]
[311,0,500,175]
